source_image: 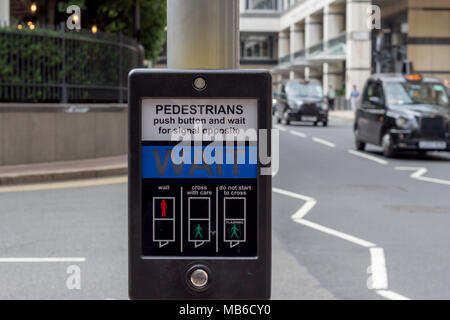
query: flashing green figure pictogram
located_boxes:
[194,224,203,239]
[230,224,240,239]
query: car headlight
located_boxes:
[395,116,417,129]
[321,102,328,111]
[272,98,277,105]
[396,117,408,128]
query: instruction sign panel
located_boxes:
[142,99,258,140]
[129,69,271,300]
[141,98,258,257]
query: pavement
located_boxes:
[0,111,352,186]
[329,110,355,120]
[1,117,450,299]
[272,118,450,299]
[0,155,127,185]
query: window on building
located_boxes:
[245,0,278,11]
[280,0,297,11]
[240,34,275,60]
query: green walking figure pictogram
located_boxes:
[230,224,240,239]
[194,224,203,239]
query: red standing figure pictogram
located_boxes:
[160,199,168,217]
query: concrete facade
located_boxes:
[241,0,366,96]
[0,0,9,25]
[407,0,450,82]
[240,0,450,97]
[0,105,127,166]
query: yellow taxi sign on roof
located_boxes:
[405,74,422,81]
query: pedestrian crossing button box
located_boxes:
[128,69,272,300]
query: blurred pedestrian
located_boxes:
[350,85,360,112]
[327,85,336,111]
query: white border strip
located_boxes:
[369,247,388,289]
[376,290,411,300]
[348,150,388,165]
[273,186,411,300]
[289,130,307,138]
[0,257,86,263]
[273,125,287,132]
[273,187,375,247]
[273,187,316,220]
[296,219,376,248]
[395,166,450,186]
[312,137,336,148]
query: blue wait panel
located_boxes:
[142,145,257,179]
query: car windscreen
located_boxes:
[385,82,449,107]
[286,82,323,99]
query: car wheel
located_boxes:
[382,133,396,158]
[354,129,365,151]
[282,112,291,125]
[322,121,328,127]
[313,122,318,127]
[418,150,427,156]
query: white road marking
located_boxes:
[395,166,450,186]
[273,125,287,132]
[272,187,314,202]
[272,187,316,220]
[273,187,375,247]
[312,137,336,148]
[369,247,388,289]
[348,149,388,165]
[289,130,307,138]
[0,257,86,263]
[328,118,347,122]
[272,168,279,177]
[376,290,411,300]
[295,219,376,248]
[273,186,411,299]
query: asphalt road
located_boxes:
[1,116,449,299]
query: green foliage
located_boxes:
[336,88,346,97]
[57,0,87,13]
[0,27,63,86]
[0,26,139,102]
[96,0,166,62]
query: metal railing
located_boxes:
[335,96,350,110]
[0,23,144,103]
[278,53,291,64]
[327,32,347,48]
[293,48,306,59]
[245,0,281,11]
[308,41,323,55]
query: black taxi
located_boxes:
[354,73,450,157]
[275,79,329,126]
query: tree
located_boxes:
[96,0,166,62]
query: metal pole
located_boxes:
[167,0,240,69]
[61,22,67,104]
[119,32,124,103]
[134,0,141,42]
[0,0,9,26]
